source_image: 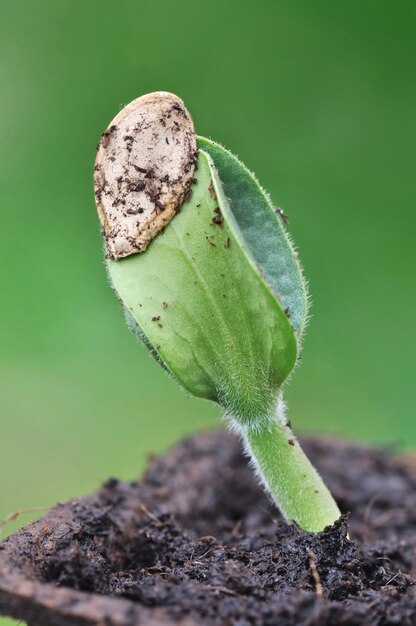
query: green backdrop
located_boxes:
[1,2,415,623]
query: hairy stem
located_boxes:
[240,409,341,532]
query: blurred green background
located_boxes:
[0,1,415,622]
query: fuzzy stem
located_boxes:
[240,410,341,532]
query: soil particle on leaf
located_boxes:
[1,431,416,626]
[211,207,223,227]
[208,183,217,200]
[274,206,289,224]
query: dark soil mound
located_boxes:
[1,430,416,626]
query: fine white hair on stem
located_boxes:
[229,397,294,517]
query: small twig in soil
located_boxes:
[136,501,161,525]
[383,571,402,587]
[363,492,383,523]
[307,550,323,598]
[231,519,242,536]
[194,547,216,562]
[373,508,408,528]
[375,556,393,563]
[205,584,239,597]
[195,534,217,542]
[0,506,51,536]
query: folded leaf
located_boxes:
[198,137,308,339]
[108,150,297,423]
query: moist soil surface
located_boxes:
[1,430,416,626]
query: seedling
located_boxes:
[94,92,341,532]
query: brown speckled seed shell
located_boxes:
[94,92,197,260]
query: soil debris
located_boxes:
[1,431,416,626]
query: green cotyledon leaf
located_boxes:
[198,137,308,339]
[108,150,297,425]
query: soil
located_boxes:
[1,430,416,626]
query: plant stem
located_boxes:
[241,410,341,532]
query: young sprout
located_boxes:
[94,92,341,532]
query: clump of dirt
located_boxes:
[1,430,416,626]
